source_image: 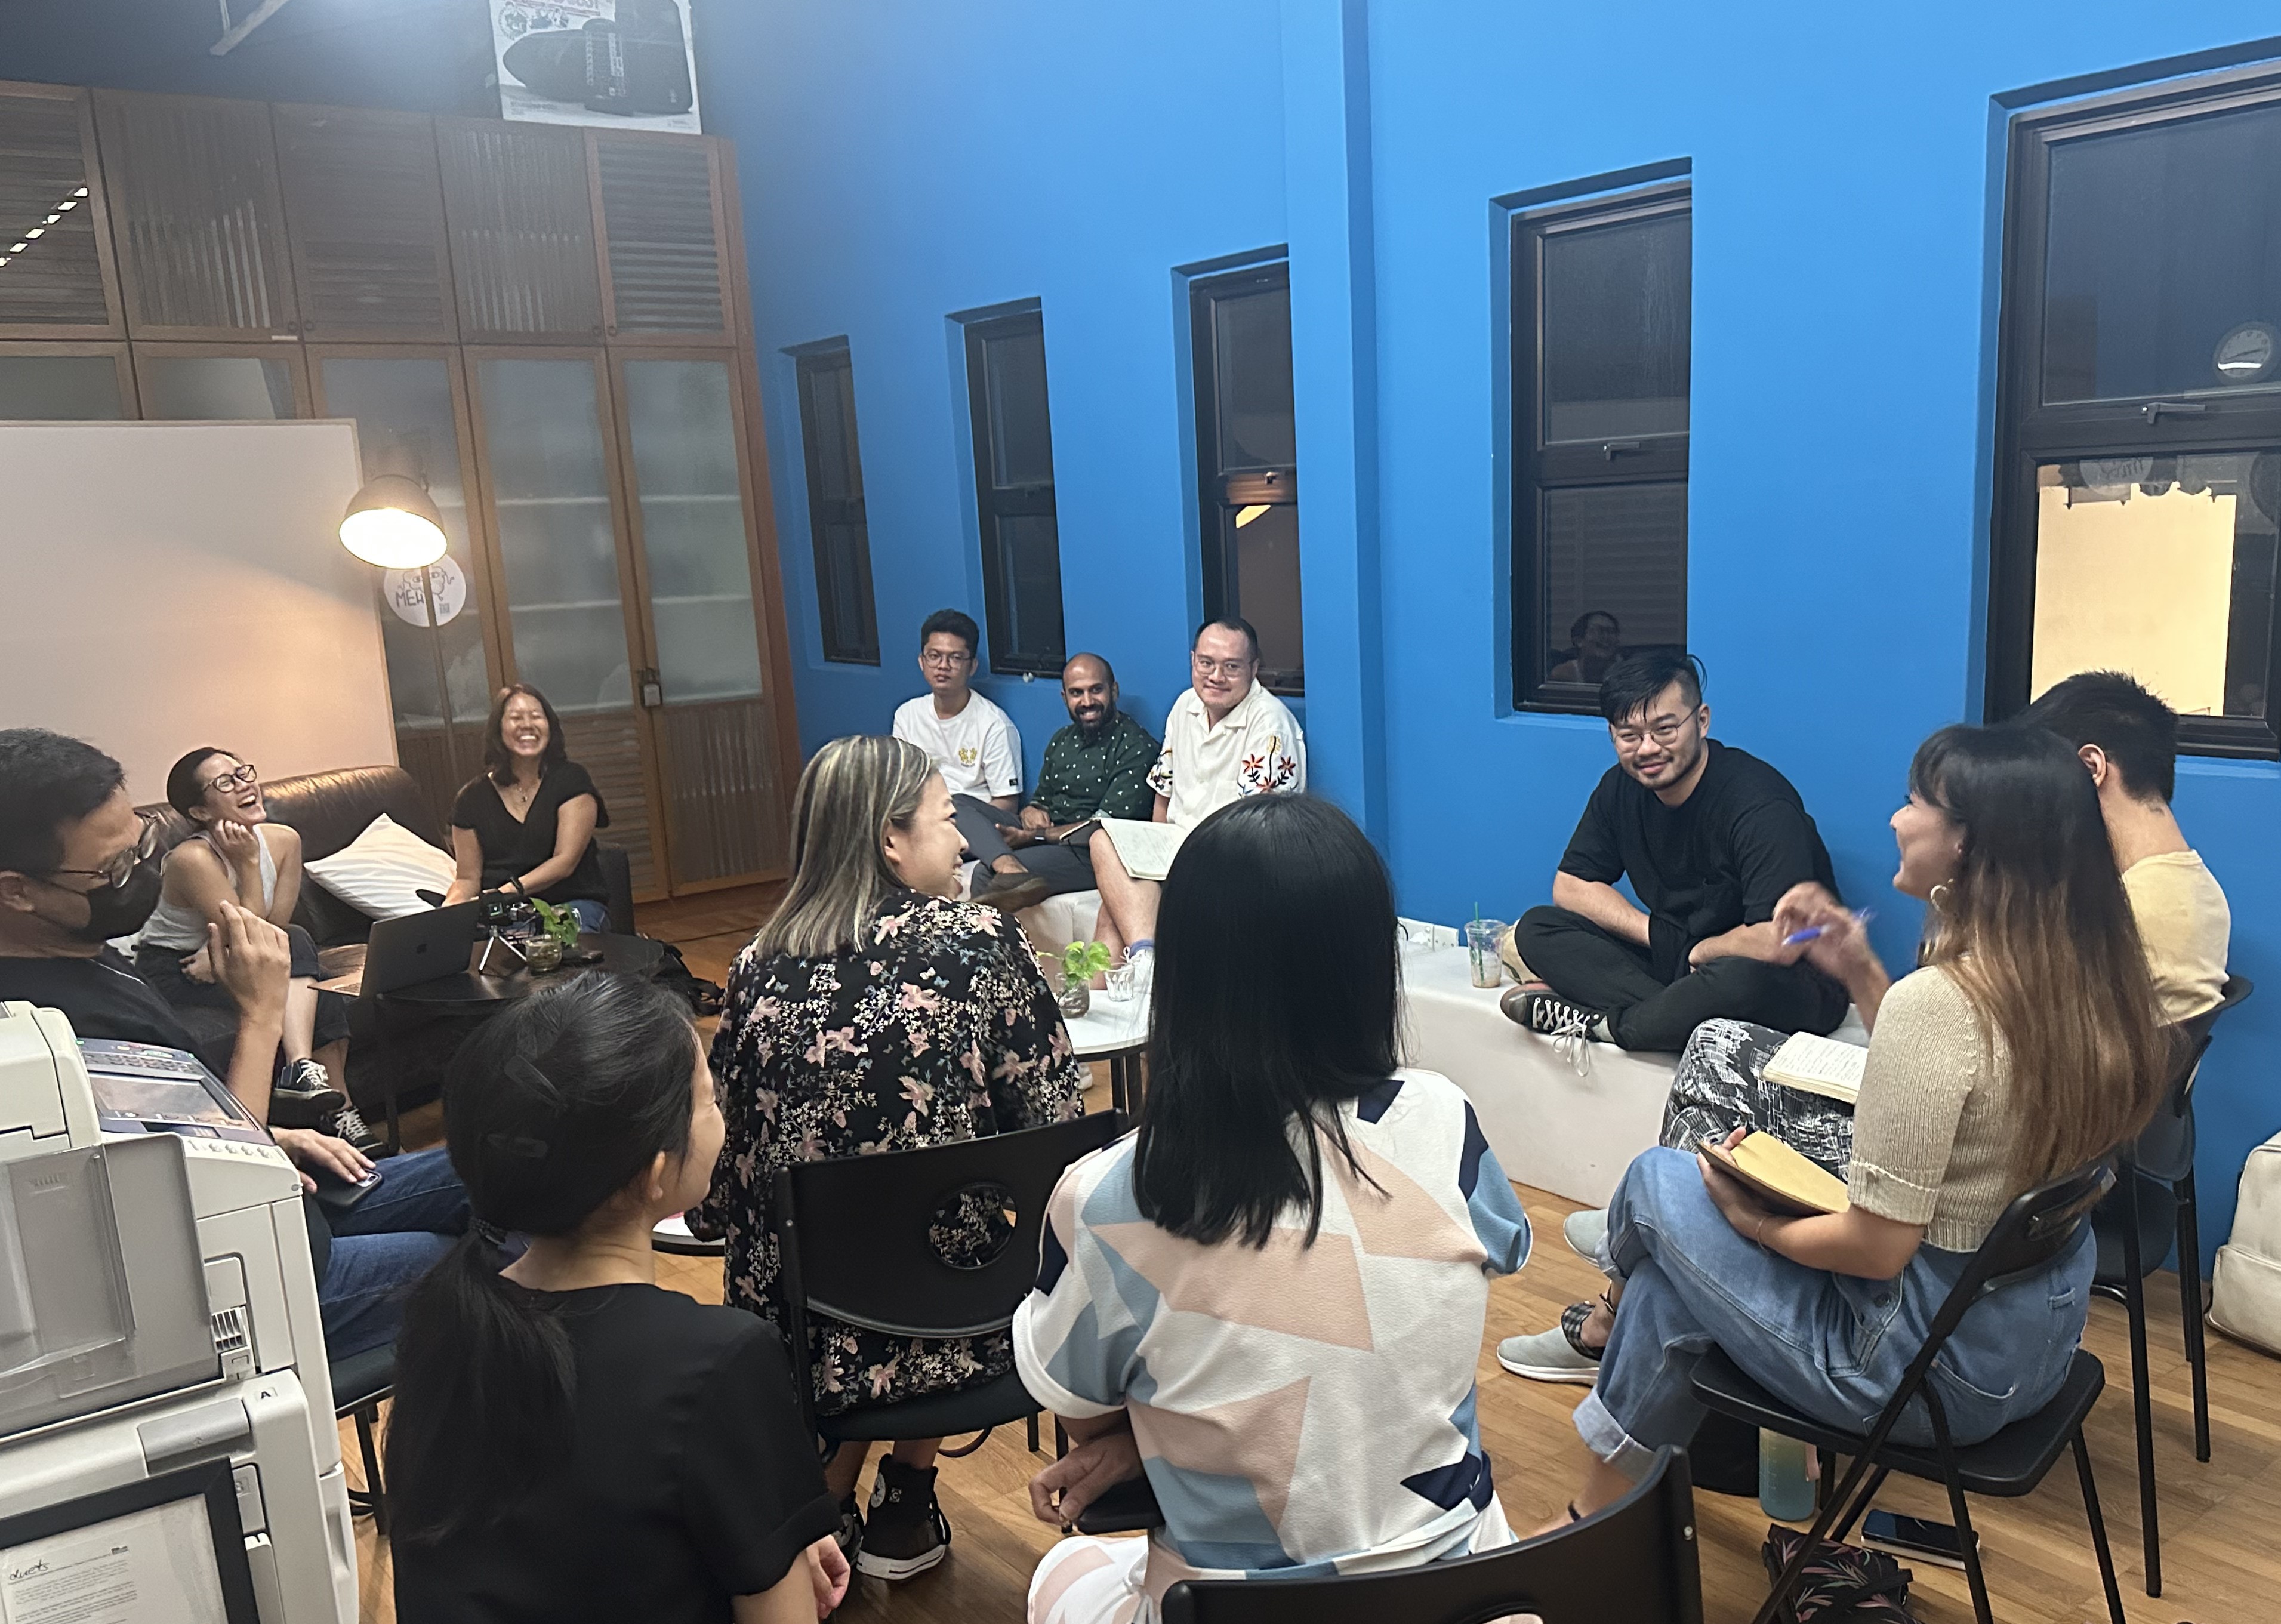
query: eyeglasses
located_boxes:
[202,763,258,796]
[920,649,972,668]
[1611,716,1696,750]
[1191,655,1256,680]
[47,813,162,889]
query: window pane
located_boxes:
[477,358,634,714]
[1537,482,1688,689]
[806,359,855,503]
[797,350,877,663]
[1542,212,1690,443]
[1220,503,1304,688]
[2043,102,2281,404]
[140,356,294,420]
[1214,284,1296,469]
[984,323,1054,488]
[992,513,1065,666]
[2029,452,2278,719]
[0,354,121,418]
[319,355,490,726]
[622,359,764,703]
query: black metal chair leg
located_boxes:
[1922,1392,1992,1624]
[2177,1171,2211,1463]
[355,1407,389,1537]
[2073,1427,2126,1624]
[1026,1412,1040,1453]
[2119,1169,2161,1595]
[1827,1463,1889,1545]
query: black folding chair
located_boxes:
[771,1111,1126,1456]
[331,1343,396,1536]
[1158,1446,1700,1623]
[1692,1162,2123,1624]
[2090,973,2249,1595]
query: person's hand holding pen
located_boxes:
[1770,883,1879,984]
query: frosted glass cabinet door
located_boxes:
[618,355,783,888]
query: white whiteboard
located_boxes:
[0,421,396,800]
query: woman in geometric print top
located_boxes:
[1018,796,1531,1624]
[695,734,1086,1585]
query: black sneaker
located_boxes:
[855,1456,950,1581]
[1498,987,1601,1073]
[834,1490,864,1570]
[329,1105,389,1158]
[269,1059,346,1126]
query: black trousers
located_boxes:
[1515,904,1848,1053]
[951,794,1096,896]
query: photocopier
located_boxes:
[0,1001,357,1624]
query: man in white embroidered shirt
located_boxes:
[1089,617,1304,963]
[890,608,1043,909]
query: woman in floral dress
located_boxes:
[696,734,1086,1583]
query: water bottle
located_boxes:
[1758,1429,1815,1521]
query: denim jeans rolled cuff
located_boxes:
[1573,1388,1668,1483]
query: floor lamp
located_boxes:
[339,474,459,787]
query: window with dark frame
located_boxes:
[793,347,880,664]
[961,309,1066,675]
[1511,182,1691,711]
[1989,67,2281,757]
[1192,261,1303,694]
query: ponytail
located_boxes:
[387,1232,576,1545]
[382,973,702,1543]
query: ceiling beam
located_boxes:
[212,0,299,56]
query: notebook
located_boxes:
[1701,1132,1851,1218]
[1094,817,1188,882]
[1764,1030,1870,1105]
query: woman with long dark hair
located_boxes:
[444,682,614,932]
[1541,723,2168,1526]
[1015,796,1533,1624]
[388,973,847,1623]
[698,734,1086,1583]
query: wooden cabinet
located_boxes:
[93,90,298,340]
[273,104,457,343]
[0,85,122,339]
[1,79,798,897]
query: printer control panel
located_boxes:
[80,1040,294,1175]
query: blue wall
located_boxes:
[708,3,2281,1264]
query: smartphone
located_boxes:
[1862,1509,1975,1570]
[310,1164,385,1213]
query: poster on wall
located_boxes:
[491,1,701,132]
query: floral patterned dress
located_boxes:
[697,890,1087,1416]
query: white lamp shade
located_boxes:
[340,475,448,568]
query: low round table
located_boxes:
[1064,991,1149,1118]
[368,931,667,1147]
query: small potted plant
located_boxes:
[525,898,582,973]
[1047,940,1112,1018]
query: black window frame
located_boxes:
[1191,260,1303,694]
[961,308,1066,676]
[1989,66,2281,758]
[793,345,880,665]
[1510,180,1691,712]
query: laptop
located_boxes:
[357,901,482,997]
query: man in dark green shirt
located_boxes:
[963,654,1158,902]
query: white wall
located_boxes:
[0,421,395,798]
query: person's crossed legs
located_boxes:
[1087,828,1157,960]
[318,1145,471,1360]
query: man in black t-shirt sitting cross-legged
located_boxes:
[1504,651,1848,1057]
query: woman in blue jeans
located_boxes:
[1548,723,2171,1523]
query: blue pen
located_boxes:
[1781,909,1873,948]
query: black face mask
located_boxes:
[50,856,163,945]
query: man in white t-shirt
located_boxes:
[889,609,1041,910]
[1089,617,1305,962]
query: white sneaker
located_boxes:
[1497,1307,1605,1385]
[1564,1208,1608,1261]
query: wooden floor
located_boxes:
[346,885,2281,1623]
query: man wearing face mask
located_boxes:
[0,729,472,1361]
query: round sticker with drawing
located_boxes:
[383,556,468,628]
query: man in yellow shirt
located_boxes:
[2023,671,2230,1022]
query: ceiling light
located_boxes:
[339,474,447,568]
[72,187,87,198]
[1234,504,1272,528]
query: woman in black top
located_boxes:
[389,972,847,1624]
[446,683,613,932]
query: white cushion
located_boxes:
[301,813,457,920]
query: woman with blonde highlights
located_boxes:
[1542,722,2165,1524]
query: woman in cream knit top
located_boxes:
[1549,723,2168,1521]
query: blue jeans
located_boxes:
[563,898,610,933]
[1574,1148,2092,1481]
[319,1147,470,1360]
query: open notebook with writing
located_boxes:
[1093,817,1188,882]
[1764,1030,1869,1105]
